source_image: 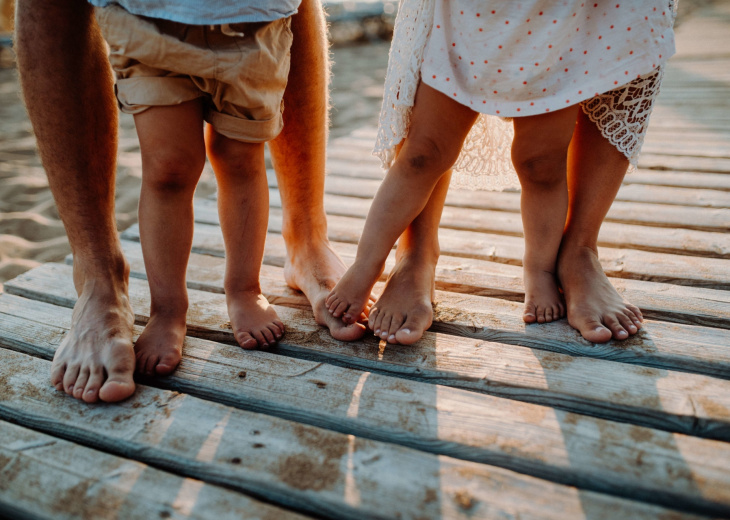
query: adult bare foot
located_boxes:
[558,245,643,343]
[284,239,368,341]
[227,290,284,349]
[325,257,382,325]
[51,261,136,403]
[522,267,565,324]
[369,253,435,345]
[134,312,186,376]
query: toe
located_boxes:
[628,304,643,322]
[267,324,283,342]
[331,300,349,318]
[260,326,276,346]
[544,307,554,323]
[251,329,269,349]
[63,364,81,395]
[99,369,135,403]
[523,302,537,324]
[386,313,405,343]
[143,354,161,376]
[536,306,546,324]
[604,315,628,340]
[51,362,67,392]
[156,351,181,376]
[618,312,638,335]
[73,368,90,399]
[367,307,381,332]
[236,331,258,350]
[573,316,613,343]
[379,315,393,341]
[394,312,432,346]
[82,366,105,403]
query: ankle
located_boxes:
[281,213,328,249]
[72,251,130,296]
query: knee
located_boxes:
[205,131,262,171]
[511,140,569,188]
[142,150,204,194]
[397,133,459,181]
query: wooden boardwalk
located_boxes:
[2,4,730,519]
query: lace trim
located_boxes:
[582,67,664,169]
[373,0,435,169]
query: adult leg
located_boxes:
[558,109,643,343]
[268,0,367,341]
[15,0,135,402]
[511,107,578,324]
[206,128,285,350]
[326,83,478,324]
[132,101,206,375]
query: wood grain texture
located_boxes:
[0,421,307,520]
[1,347,710,520]
[5,265,730,446]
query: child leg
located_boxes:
[511,106,580,324]
[558,109,643,342]
[326,83,478,324]
[134,100,207,375]
[205,126,284,350]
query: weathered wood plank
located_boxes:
[0,304,730,517]
[1,348,715,519]
[317,175,730,232]
[114,237,730,330]
[0,420,307,520]
[3,288,730,449]
[8,262,730,430]
[176,210,730,290]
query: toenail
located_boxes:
[402,329,410,334]
[388,334,396,341]
[375,329,380,334]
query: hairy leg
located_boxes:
[133,101,206,375]
[558,109,643,343]
[268,0,370,340]
[206,128,284,350]
[368,169,451,345]
[326,83,478,324]
[511,107,578,324]
[15,0,134,402]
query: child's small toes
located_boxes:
[236,331,258,350]
[523,302,537,323]
[544,307,554,323]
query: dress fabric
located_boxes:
[374,0,677,190]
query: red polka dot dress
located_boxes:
[374,0,676,189]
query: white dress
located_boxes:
[374,0,677,190]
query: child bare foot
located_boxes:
[135,312,186,376]
[558,245,643,343]
[227,291,285,349]
[325,261,383,325]
[522,267,565,324]
[369,253,435,345]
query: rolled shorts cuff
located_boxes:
[205,107,284,143]
[115,76,204,114]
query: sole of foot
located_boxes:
[558,245,643,343]
[227,291,284,349]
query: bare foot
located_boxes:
[523,267,565,324]
[135,312,186,376]
[51,264,136,403]
[284,239,368,341]
[227,290,284,349]
[325,259,382,325]
[368,253,435,345]
[558,245,643,343]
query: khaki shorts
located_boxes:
[95,5,292,143]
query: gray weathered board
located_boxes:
[2,2,730,519]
